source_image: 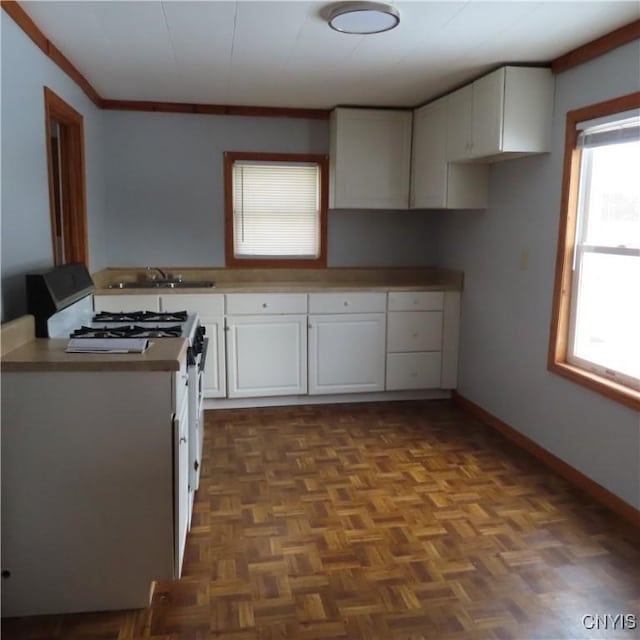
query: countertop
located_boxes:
[1,324,188,373]
[91,266,464,294]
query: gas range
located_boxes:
[26,263,209,523]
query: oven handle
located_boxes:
[198,337,209,373]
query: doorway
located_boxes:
[44,87,88,265]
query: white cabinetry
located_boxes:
[161,294,226,398]
[225,294,307,398]
[411,97,488,209]
[308,292,386,394]
[1,362,186,616]
[386,292,443,390]
[93,294,160,313]
[446,66,553,162]
[330,108,412,209]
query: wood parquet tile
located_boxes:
[3,400,639,639]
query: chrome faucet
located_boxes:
[146,266,168,280]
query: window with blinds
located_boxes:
[224,152,328,267]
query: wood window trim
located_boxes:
[223,151,329,269]
[44,86,89,266]
[548,91,640,412]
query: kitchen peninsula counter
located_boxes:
[1,317,188,372]
[91,266,464,294]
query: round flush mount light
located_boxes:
[328,2,400,34]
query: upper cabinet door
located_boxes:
[446,85,473,161]
[330,108,412,209]
[471,68,505,158]
[411,97,448,209]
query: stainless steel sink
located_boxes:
[109,280,215,289]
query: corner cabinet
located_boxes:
[411,97,488,210]
[225,294,307,398]
[308,293,386,394]
[330,107,412,209]
[446,66,554,162]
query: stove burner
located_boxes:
[70,324,183,339]
[93,310,188,323]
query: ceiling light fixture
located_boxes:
[327,2,400,34]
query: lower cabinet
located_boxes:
[160,294,226,399]
[200,318,226,398]
[226,315,307,398]
[386,292,444,391]
[308,313,386,394]
[308,292,387,395]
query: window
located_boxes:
[549,92,640,410]
[224,152,328,267]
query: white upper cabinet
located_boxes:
[445,86,474,162]
[446,66,554,162]
[330,108,412,209]
[411,96,488,210]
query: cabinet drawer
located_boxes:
[387,311,443,352]
[387,291,444,311]
[309,292,386,314]
[386,352,442,390]
[225,293,307,315]
[161,294,224,316]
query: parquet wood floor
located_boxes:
[3,401,639,640]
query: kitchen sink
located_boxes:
[109,280,215,289]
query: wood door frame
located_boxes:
[44,86,89,265]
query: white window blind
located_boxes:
[232,161,321,258]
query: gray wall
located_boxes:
[103,110,438,267]
[434,41,640,509]
[0,13,107,322]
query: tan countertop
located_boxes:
[1,335,188,372]
[92,266,464,294]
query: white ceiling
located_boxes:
[19,1,640,109]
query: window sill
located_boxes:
[549,360,640,411]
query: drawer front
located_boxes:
[309,292,386,314]
[386,352,442,390]
[225,293,307,315]
[388,291,444,311]
[387,311,443,352]
[161,294,224,317]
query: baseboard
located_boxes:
[204,389,451,410]
[452,391,640,529]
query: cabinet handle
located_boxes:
[343,301,349,307]
[179,436,187,444]
[262,303,268,308]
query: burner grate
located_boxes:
[71,324,183,339]
[93,310,188,323]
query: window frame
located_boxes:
[548,91,640,411]
[223,151,328,268]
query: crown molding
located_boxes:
[551,19,640,74]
